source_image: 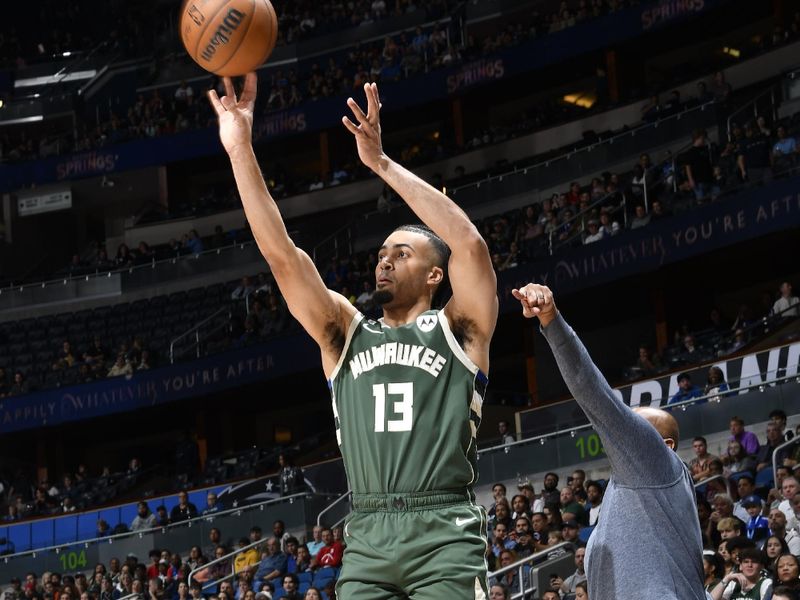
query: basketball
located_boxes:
[179,0,278,77]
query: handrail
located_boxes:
[487,541,572,600]
[726,84,779,140]
[693,474,733,499]
[480,371,800,455]
[0,239,259,291]
[169,305,231,363]
[450,100,718,195]
[773,436,800,483]
[187,536,267,591]
[316,490,351,527]
[547,190,628,253]
[0,492,309,561]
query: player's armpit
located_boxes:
[443,234,498,373]
[270,247,357,370]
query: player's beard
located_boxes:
[372,289,394,305]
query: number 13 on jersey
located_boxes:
[373,382,414,432]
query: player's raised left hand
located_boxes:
[208,73,257,155]
[342,82,385,173]
[512,284,558,326]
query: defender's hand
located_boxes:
[342,82,385,173]
[208,73,257,155]
[512,284,558,326]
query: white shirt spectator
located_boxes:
[584,227,604,244]
[773,295,799,317]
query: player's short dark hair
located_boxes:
[393,224,450,269]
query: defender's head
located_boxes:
[374,225,451,309]
[632,407,680,450]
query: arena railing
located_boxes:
[773,436,800,483]
[316,491,352,528]
[169,306,234,363]
[693,474,734,500]
[186,536,267,592]
[0,493,307,562]
[486,541,573,600]
[478,371,800,484]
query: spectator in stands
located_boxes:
[709,547,772,599]
[630,205,650,229]
[186,230,204,254]
[302,589,322,600]
[489,549,521,595]
[510,515,534,558]
[253,538,287,589]
[770,410,794,442]
[170,491,198,522]
[691,437,718,483]
[107,355,133,378]
[774,555,800,591]
[704,551,725,593]
[562,520,581,544]
[560,486,586,525]
[277,454,304,497]
[773,282,799,318]
[115,244,135,269]
[130,501,157,531]
[489,584,509,600]
[8,372,29,396]
[635,345,662,377]
[583,219,604,244]
[685,129,715,201]
[585,480,603,527]
[541,472,560,506]
[728,417,761,457]
[540,589,560,600]
[498,420,514,445]
[571,469,586,493]
[718,517,744,540]
[155,505,169,526]
[231,277,256,300]
[757,422,790,472]
[772,126,798,174]
[491,522,516,558]
[724,440,757,476]
[742,496,770,541]
[278,574,300,600]
[202,492,222,515]
[765,536,790,573]
[708,494,736,546]
[768,508,800,555]
[489,482,507,518]
[736,123,772,187]
[561,545,587,594]
[704,367,730,401]
[306,526,324,557]
[310,528,342,569]
[668,372,703,405]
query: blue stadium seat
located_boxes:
[297,573,313,585]
[312,567,337,588]
[578,525,595,542]
[755,467,774,490]
[298,582,310,595]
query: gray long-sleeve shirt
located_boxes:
[541,314,705,599]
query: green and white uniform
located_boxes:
[329,309,489,599]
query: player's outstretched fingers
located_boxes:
[208,90,225,116]
[223,77,237,103]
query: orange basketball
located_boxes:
[179,0,278,77]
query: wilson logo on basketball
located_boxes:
[200,8,247,62]
[187,5,205,26]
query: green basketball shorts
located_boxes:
[336,491,489,599]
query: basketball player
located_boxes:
[512,283,706,599]
[209,75,498,598]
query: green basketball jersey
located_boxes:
[328,309,487,495]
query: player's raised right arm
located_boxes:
[209,74,354,359]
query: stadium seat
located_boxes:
[578,525,595,542]
[297,572,313,585]
[312,567,337,588]
[755,467,774,490]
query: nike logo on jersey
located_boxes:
[455,516,478,526]
[362,323,384,335]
